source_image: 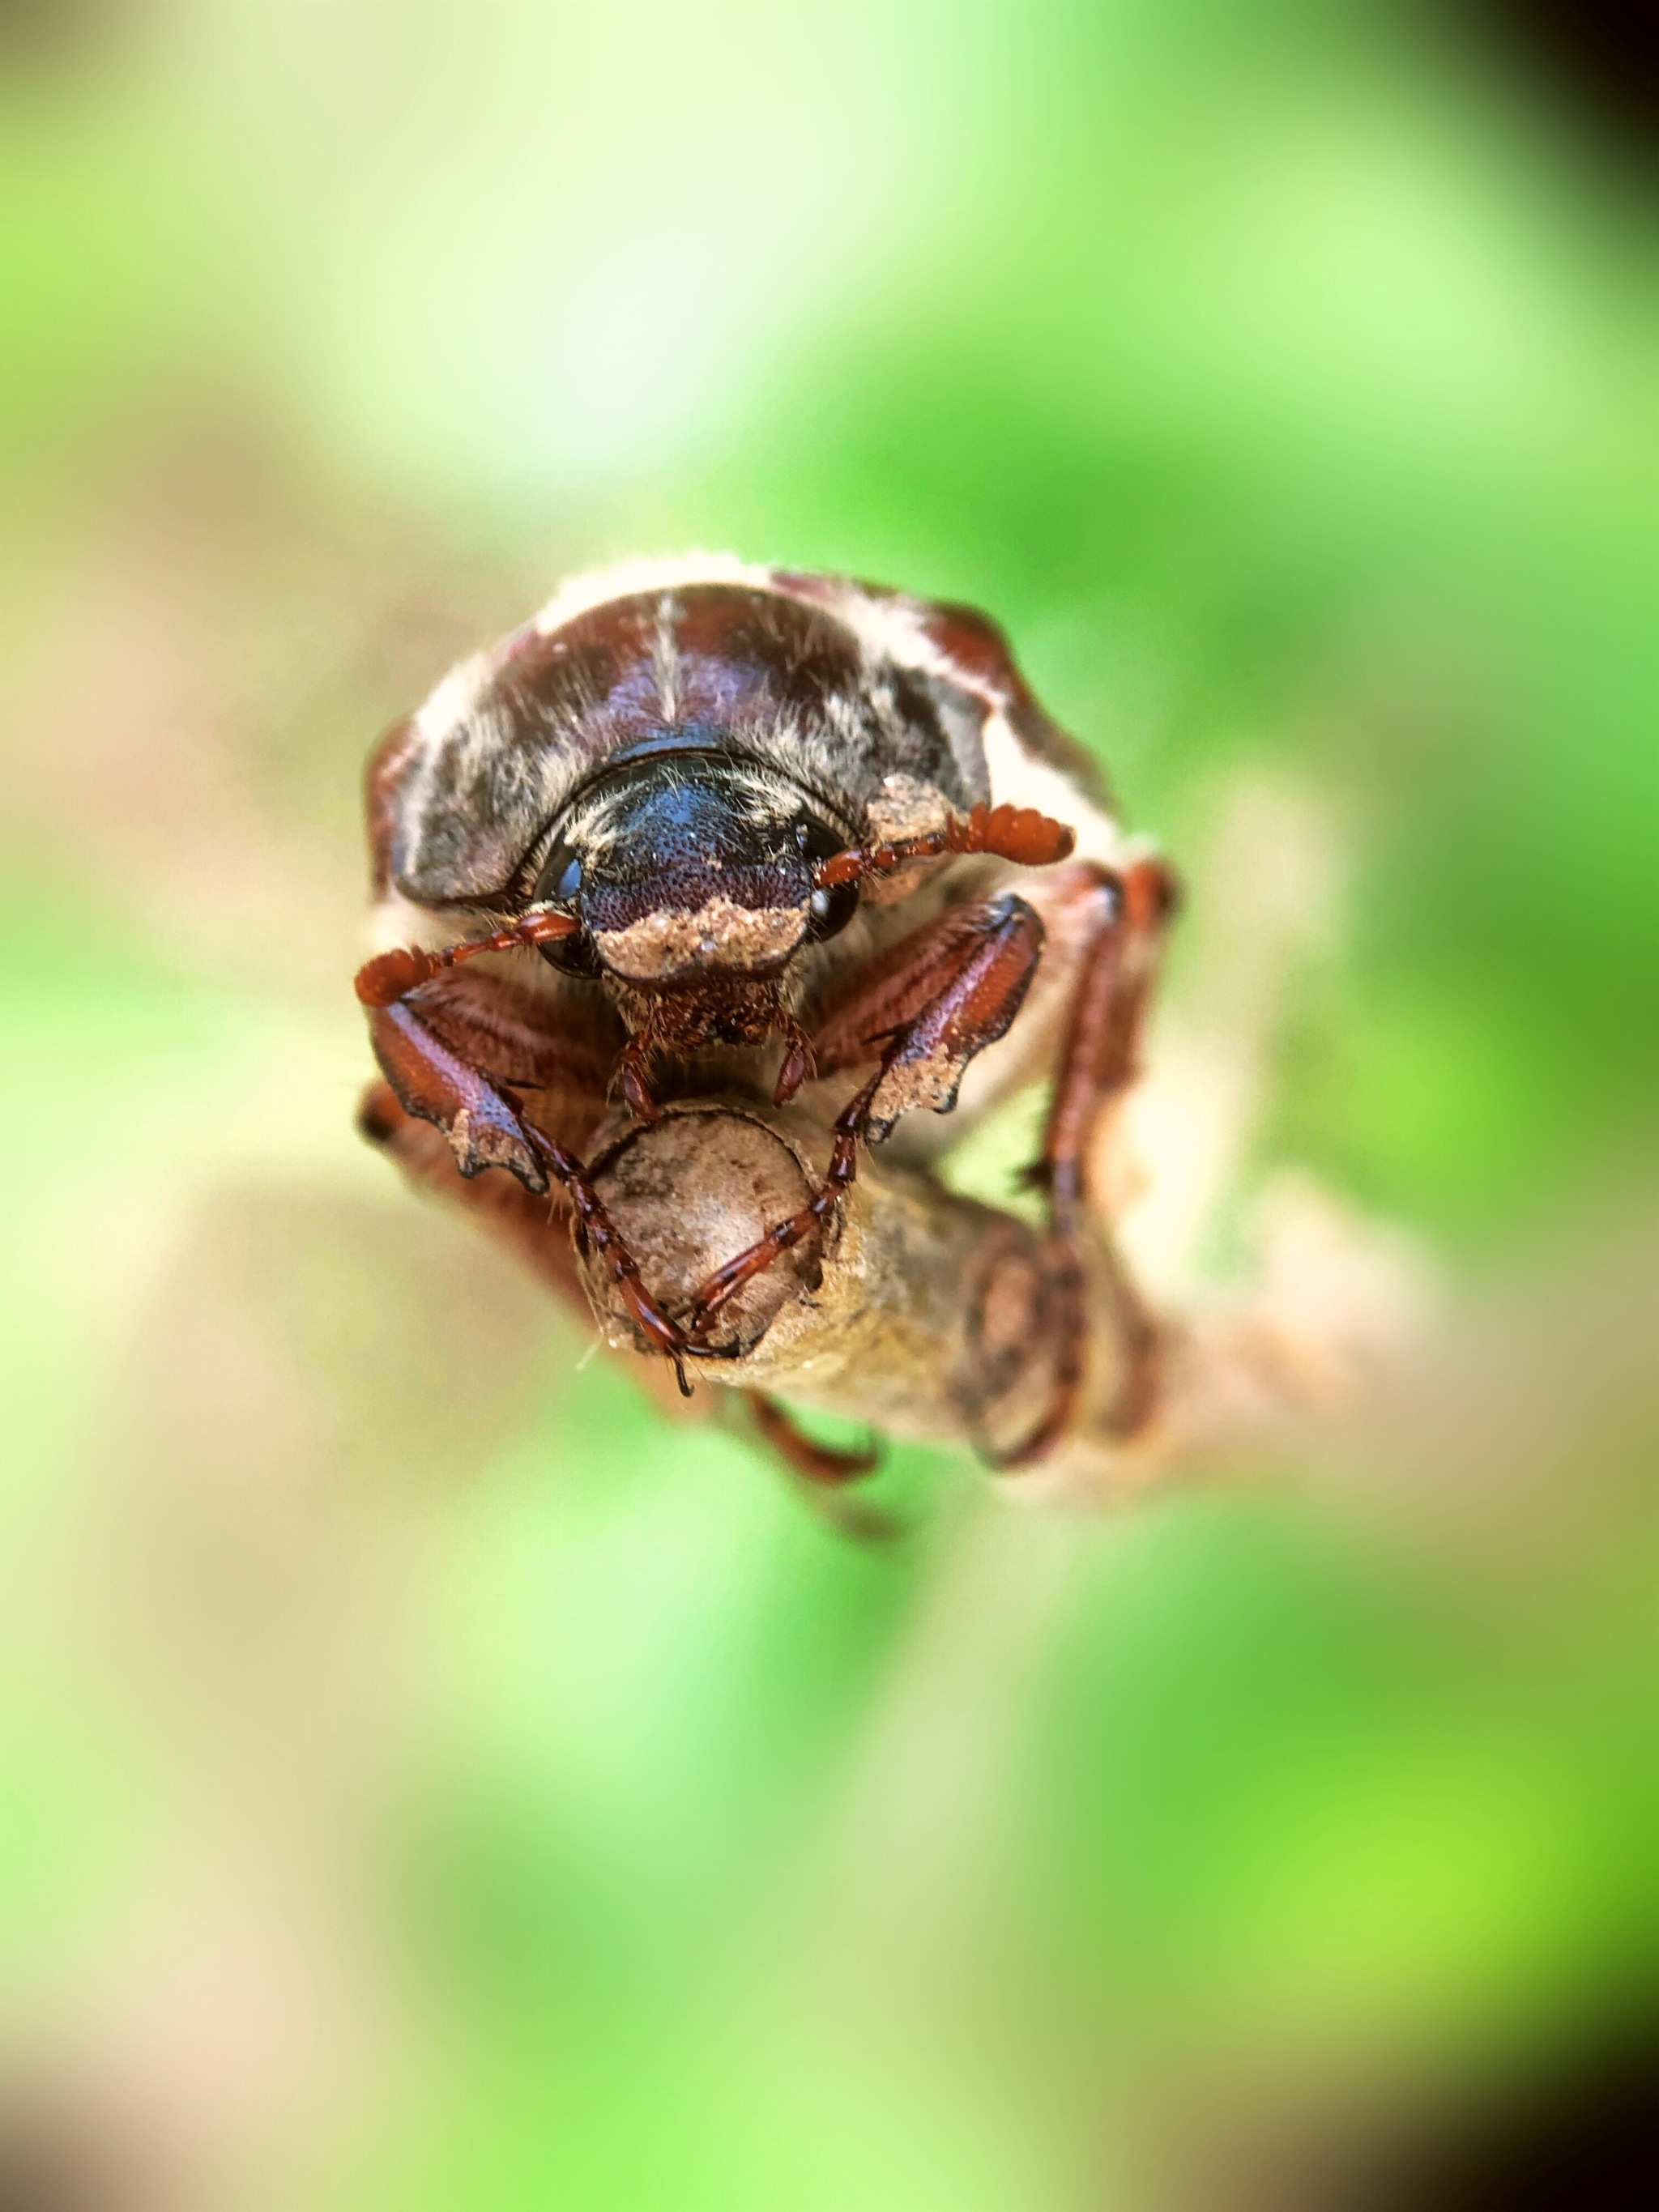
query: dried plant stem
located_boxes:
[577,1098,1146,1468]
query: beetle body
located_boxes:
[359,557,1175,1467]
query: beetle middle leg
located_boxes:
[685,893,1047,1331]
[995,855,1179,1464]
[744,1393,882,1485]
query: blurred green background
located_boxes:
[2,3,1657,2206]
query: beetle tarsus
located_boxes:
[688,1077,875,1332]
[362,970,740,1383]
[686,893,1050,1335]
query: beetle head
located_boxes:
[530,751,859,987]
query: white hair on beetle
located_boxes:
[407,556,771,755]
[411,647,493,747]
[529,550,775,638]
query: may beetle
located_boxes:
[356,556,1175,1469]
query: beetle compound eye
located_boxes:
[794,814,858,940]
[807,879,859,941]
[539,927,602,978]
[793,815,844,865]
[530,836,599,974]
[535,838,584,908]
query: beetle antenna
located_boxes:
[355,909,579,1008]
[812,803,1074,891]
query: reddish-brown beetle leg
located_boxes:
[689,893,1046,1332]
[687,1072,878,1331]
[746,1393,882,1485]
[364,991,734,1389]
[517,1127,744,1387]
[988,854,1179,1467]
[355,910,579,1008]
[814,801,1076,890]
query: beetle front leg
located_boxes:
[365,996,733,1391]
[688,893,1047,1330]
[683,1068,884,1331]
